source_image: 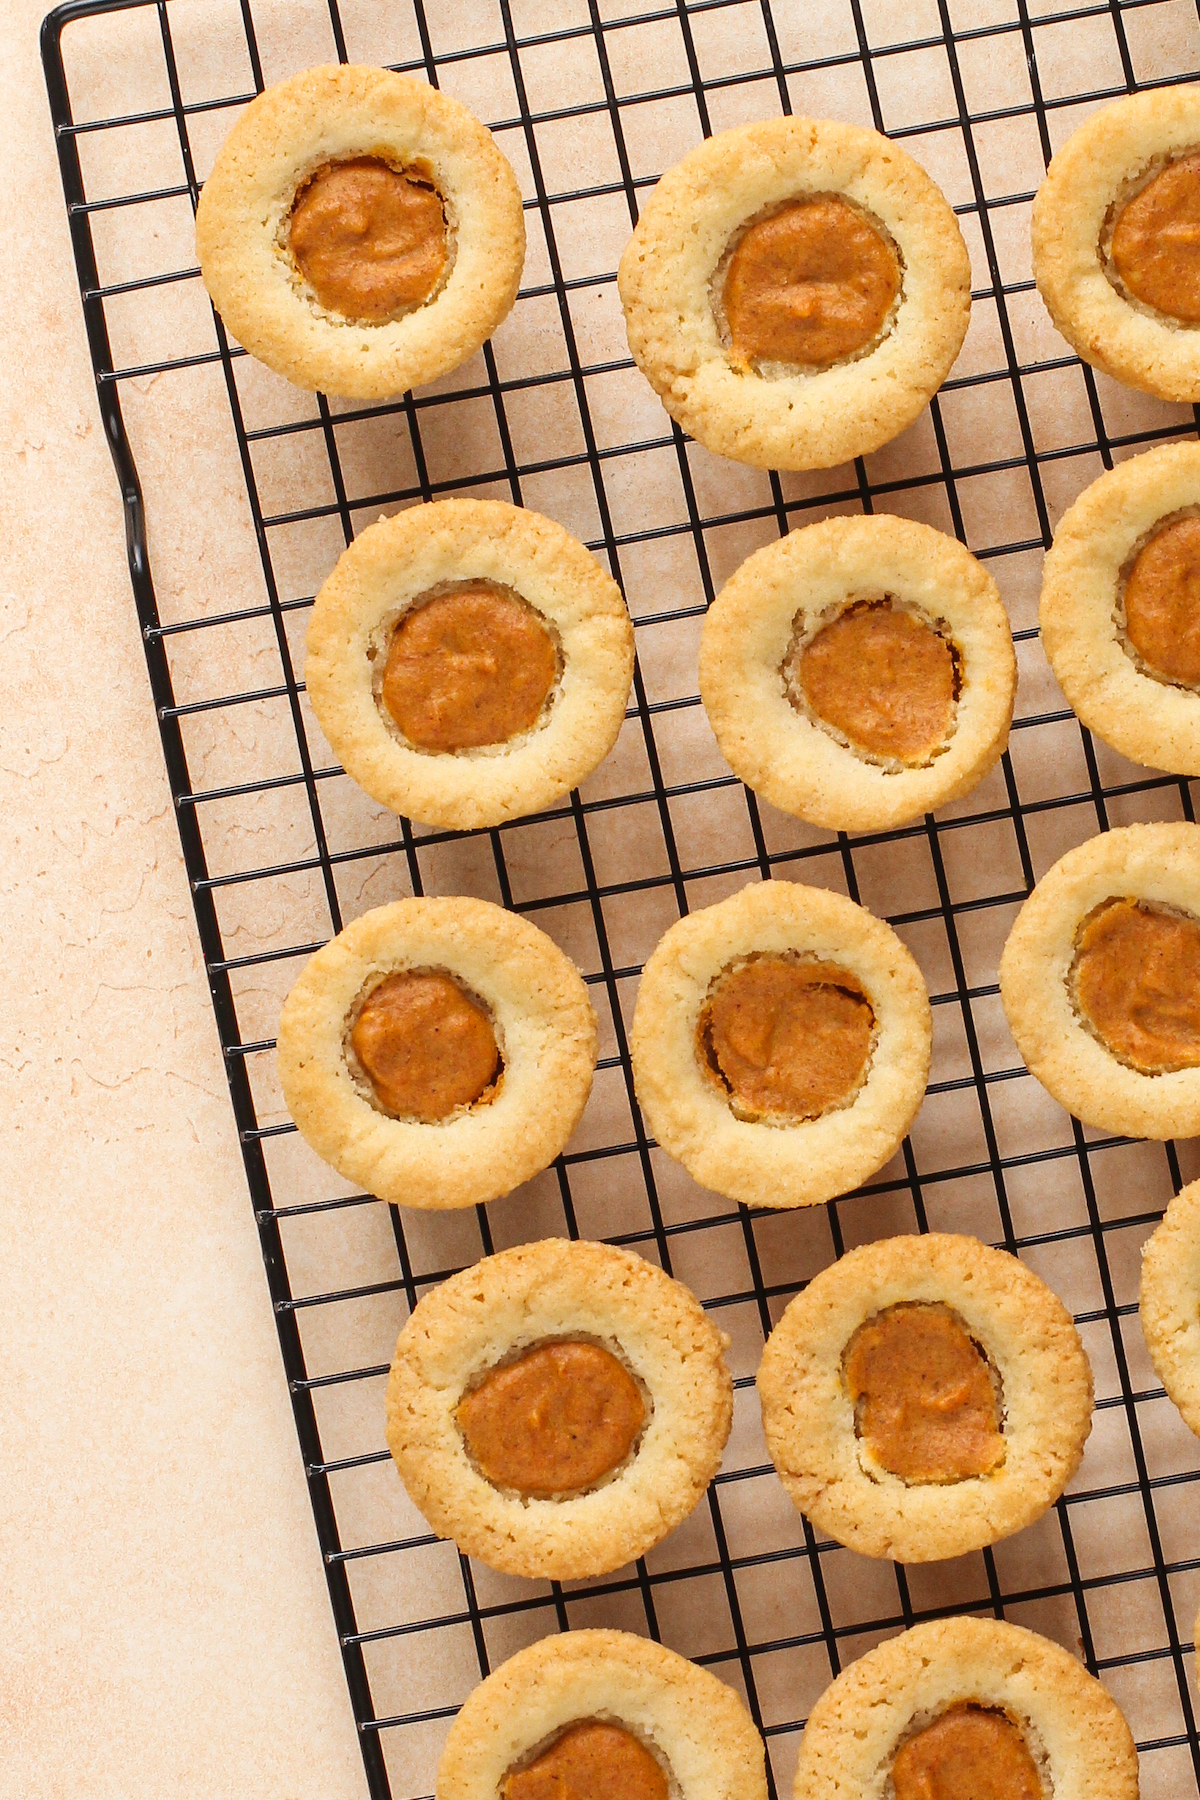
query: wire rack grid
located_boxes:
[41,0,1200,1795]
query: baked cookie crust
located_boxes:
[1040,442,1200,775]
[386,1239,733,1579]
[1031,85,1200,402]
[276,897,595,1209]
[1140,1177,1200,1439]
[195,65,525,399]
[792,1616,1138,1800]
[757,1233,1093,1563]
[306,498,634,830]
[699,514,1015,832]
[617,117,971,472]
[629,880,931,1210]
[999,822,1200,1139]
[437,1629,767,1800]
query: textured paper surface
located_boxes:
[3,3,367,1797]
[7,2,1200,1798]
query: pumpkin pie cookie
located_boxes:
[792,1616,1138,1800]
[306,499,634,829]
[757,1234,1093,1563]
[195,65,524,398]
[1140,1177,1200,1439]
[1032,85,1200,402]
[618,117,971,471]
[629,880,931,1210]
[999,822,1200,1139]
[386,1239,732,1579]
[276,897,595,1209]
[437,1629,767,1800]
[700,514,1016,832]
[1041,442,1200,775]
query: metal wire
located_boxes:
[42,1,1200,1795]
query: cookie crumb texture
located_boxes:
[630,879,931,1209]
[436,1629,768,1800]
[1140,1177,1200,1439]
[758,1234,1093,1562]
[618,116,970,470]
[196,64,525,398]
[999,821,1200,1139]
[276,896,596,1209]
[792,1617,1138,1799]
[1031,84,1200,402]
[386,1240,733,1579]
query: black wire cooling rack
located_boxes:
[42,0,1200,1795]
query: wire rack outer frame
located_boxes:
[39,5,392,1793]
[40,1,1200,1798]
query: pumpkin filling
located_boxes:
[842,1302,1005,1485]
[349,970,499,1120]
[785,599,959,766]
[381,583,559,752]
[1122,515,1200,685]
[504,1721,668,1800]
[1070,897,1200,1074]
[699,955,874,1121]
[722,194,901,368]
[456,1342,646,1497]
[1109,150,1200,323]
[288,155,447,322]
[892,1704,1042,1800]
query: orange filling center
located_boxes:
[349,970,499,1121]
[288,156,447,322]
[1071,898,1200,1074]
[381,584,559,751]
[1123,516,1200,685]
[788,600,958,765]
[700,955,874,1121]
[504,1722,668,1800]
[1110,151,1200,323]
[723,195,901,367]
[456,1342,646,1497]
[842,1303,1005,1485]
[892,1705,1042,1800]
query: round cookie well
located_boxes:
[342,965,505,1121]
[367,577,565,757]
[454,1331,655,1501]
[1099,143,1200,326]
[1114,505,1200,689]
[781,595,963,771]
[500,1716,678,1800]
[282,151,457,326]
[708,190,906,378]
[881,1700,1051,1800]
[841,1300,1008,1487]
[696,949,879,1124]
[1067,895,1200,1074]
